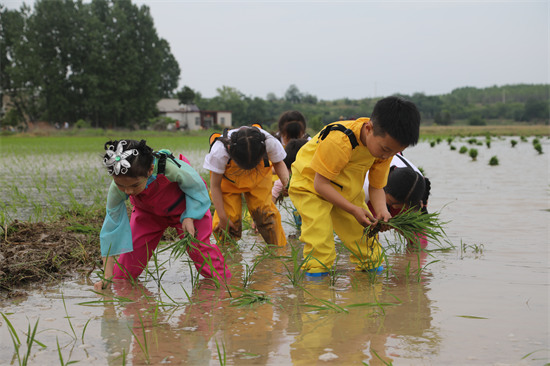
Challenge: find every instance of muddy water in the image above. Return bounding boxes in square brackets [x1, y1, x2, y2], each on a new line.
[0, 137, 548, 365]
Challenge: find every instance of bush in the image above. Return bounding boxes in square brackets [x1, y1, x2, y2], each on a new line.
[149, 116, 176, 131]
[469, 148, 478, 161]
[74, 119, 91, 129]
[469, 116, 486, 126]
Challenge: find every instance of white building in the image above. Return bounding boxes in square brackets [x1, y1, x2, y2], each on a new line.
[156, 99, 232, 131]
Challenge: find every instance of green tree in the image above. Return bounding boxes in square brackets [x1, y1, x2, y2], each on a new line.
[285, 84, 302, 104]
[177, 86, 196, 105]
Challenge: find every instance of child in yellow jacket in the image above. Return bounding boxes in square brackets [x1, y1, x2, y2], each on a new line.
[204, 125, 289, 247]
[288, 96, 421, 276]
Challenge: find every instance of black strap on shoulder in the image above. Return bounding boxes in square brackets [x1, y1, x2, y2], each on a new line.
[394, 153, 412, 169]
[318, 123, 359, 149]
[156, 152, 181, 175]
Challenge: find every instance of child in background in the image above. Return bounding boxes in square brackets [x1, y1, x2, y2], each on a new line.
[274, 110, 310, 147]
[272, 139, 308, 203]
[204, 125, 289, 247]
[272, 139, 308, 229]
[289, 96, 421, 276]
[95, 139, 230, 290]
[363, 153, 432, 249]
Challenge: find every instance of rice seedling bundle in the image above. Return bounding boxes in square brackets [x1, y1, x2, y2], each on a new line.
[364, 208, 450, 248]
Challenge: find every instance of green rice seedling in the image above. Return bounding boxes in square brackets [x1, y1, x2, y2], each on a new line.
[347, 294, 401, 317]
[532, 137, 540, 145]
[459, 146, 468, 154]
[1, 312, 45, 366]
[414, 259, 440, 283]
[429, 141, 435, 148]
[81, 319, 91, 344]
[510, 139, 518, 147]
[279, 241, 311, 287]
[369, 349, 394, 365]
[229, 286, 272, 307]
[485, 140, 491, 148]
[301, 287, 348, 313]
[61, 293, 77, 340]
[446, 137, 454, 145]
[241, 254, 268, 288]
[143, 249, 169, 288]
[56, 336, 78, 366]
[450, 145, 456, 151]
[520, 135, 528, 142]
[215, 338, 227, 366]
[461, 242, 484, 255]
[127, 314, 151, 364]
[521, 349, 550, 362]
[468, 148, 478, 161]
[534, 143, 543, 154]
[489, 156, 499, 166]
[77, 293, 134, 306]
[467, 138, 477, 145]
[364, 207, 451, 251]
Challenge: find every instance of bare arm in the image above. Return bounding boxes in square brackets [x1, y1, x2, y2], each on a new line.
[368, 185, 391, 222]
[210, 172, 236, 231]
[94, 256, 115, 291]
[313, 173, 376, 227]
[272, 161, 289, 188]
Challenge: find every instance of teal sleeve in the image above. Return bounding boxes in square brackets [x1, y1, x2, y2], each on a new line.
[99, 181, 133, 257]
[164, 158, 211, 221]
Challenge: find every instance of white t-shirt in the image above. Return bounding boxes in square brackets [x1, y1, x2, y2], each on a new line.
[203, 127, 286, 174]
[363, 153, 422, 203]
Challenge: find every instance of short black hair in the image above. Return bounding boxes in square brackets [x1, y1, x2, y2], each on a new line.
[371, 96, 420, 147]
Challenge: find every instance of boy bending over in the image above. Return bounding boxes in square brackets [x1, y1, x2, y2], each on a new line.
[288, 96, 420, 276]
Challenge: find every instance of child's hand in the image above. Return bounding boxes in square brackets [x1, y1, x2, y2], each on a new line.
[352, 206, 377, 227]
[216, 216, 237, 232]
[182, 217, 196, 237]
[93, 280, 110, 291]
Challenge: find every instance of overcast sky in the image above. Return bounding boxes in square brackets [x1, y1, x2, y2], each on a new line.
[5, 0, 549, 100]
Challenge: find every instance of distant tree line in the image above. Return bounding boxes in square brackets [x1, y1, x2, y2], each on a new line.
[1, 0, 179, 129]
[1, 1, 547, 132]
[191, 83, 549, 132]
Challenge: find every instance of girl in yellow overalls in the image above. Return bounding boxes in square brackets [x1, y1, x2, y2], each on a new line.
[204, 125, 289, 246]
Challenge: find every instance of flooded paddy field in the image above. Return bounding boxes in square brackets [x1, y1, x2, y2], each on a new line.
[0, 135, 548, 365]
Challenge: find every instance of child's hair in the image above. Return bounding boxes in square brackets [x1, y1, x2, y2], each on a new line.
[219, 126, 267, 170]
[371, 96, 420, 147]
[384, 166, 426, 209]
[283, 138, 308, 169]
[103, 139, 154, 177]
[277, 110, 307, 140]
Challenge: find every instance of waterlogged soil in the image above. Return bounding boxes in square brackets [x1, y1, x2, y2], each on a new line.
[0, 137, 548, 365]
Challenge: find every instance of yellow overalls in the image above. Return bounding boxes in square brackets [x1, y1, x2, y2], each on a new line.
[289, 118, 391, 273]
[210, 128, 287, 247]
